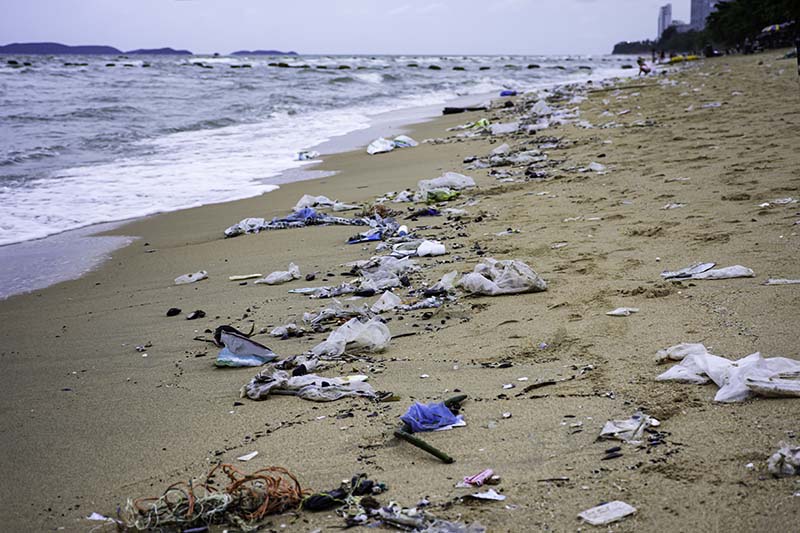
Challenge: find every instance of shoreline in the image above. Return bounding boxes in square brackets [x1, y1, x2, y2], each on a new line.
[1, 52, 798, 531]
[0, 67, 632, 300]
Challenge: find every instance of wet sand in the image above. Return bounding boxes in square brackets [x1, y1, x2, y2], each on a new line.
[1, 53, 799, 531]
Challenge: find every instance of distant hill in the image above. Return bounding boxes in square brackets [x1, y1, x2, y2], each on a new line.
[0, 42, 122, 55]
[231, 50, 298, 56]
[126, 47, 193, 55]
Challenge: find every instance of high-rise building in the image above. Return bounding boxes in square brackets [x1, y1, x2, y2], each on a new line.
[658, 4, 673, 38]
[690, 0, 720, 31]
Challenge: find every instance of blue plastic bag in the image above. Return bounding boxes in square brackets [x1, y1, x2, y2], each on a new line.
[401, 401, 463, 432]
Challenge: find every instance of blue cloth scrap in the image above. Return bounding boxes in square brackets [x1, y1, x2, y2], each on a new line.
[500, 90, 517, 97]
[401, 401, 461, 432]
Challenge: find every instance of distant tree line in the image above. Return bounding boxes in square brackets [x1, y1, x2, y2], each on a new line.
[613, 0, 798, 54]
[707, 0, 798, 46]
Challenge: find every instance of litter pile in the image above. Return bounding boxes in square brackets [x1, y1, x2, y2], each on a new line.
[116, 464, 307, 531]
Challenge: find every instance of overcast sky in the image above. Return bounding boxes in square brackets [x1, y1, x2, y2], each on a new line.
[1, 0, 692, 55]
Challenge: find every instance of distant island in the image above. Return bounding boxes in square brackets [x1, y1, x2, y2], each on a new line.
[0, 42, 124, 55]
[0, 42, 300, 56]
[127, 47, 192, 55]
[231, 50, 298, 56]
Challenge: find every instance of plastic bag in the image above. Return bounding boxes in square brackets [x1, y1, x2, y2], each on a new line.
[254, 263, 301, 285]
[417, 172, 476, 194]
[393, 135, 418, 148]
[691, 265, 754, 280]
[401, 401, 464, 432]
[457, 258, 547, 296]
[656, 343, 709, 363]
[417, 240, 446, 257]
[371, 291, 403, 313]
[367, 137, 396, 155]
[294, 194, 333, 211]
[531, 99, 552, 116]
[490, 122, 519, 135]
[214, 329, 278, 367]
[175, 270, 208, 285]
[311, 317, 391, 358]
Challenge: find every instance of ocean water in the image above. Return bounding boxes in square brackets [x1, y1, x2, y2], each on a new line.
[0, 53, 635, 247]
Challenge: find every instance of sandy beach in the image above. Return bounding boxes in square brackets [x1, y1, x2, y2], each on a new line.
[1, 53, 799, 531]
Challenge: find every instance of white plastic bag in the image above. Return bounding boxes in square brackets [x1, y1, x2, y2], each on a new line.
[255, 263, 301, 285]
[656, 343, 709, 363]
[691, 265, 754, 280]
[532, 99, 552, 116]
[393, 134, 418, 148]
[457, 258, 547, 296]
[175, 270, 208, 285]
[417, 172, 476, 194]
[371, 291, 403, 313]
[367, 137, 396, 155]
[311, 317, 391, 358]
[417, 240, 446, 257]
[294, 194, 333, 211]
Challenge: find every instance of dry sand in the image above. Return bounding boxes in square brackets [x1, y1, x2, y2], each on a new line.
[1, 54, 799, 531]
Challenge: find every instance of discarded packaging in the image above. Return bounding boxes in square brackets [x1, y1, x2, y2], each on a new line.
[763, 278, 800, 285]
[467, 489, 506, 501]
[579, 501, 636, 526]
[656, 343, 710, 363]
[311, 317, 391, 358]
[295, 150, 320, 161]
[660, 262, 716, 280]
[241, 367, 376, 401]
[457, 258, 547, 296]
[214, 326, 278, 367]
[401, 401, 465, 432]
[372, 291, 403, 313]
[657, 350, 800, 402]
[600, 412, 656, 443]
[768, 442, 800, 477]
[367, 137, 396, 155]
[255, 263, 301, 285]
[175, 270, 207, 285]
[606, 307, 639, 316]
[237, 451, 258, 461]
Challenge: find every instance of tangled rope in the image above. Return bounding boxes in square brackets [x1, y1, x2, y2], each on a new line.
[120, 463, 307, 531]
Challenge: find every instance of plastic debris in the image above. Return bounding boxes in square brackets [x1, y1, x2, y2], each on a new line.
[237, 451, 258, 461]
[372, 291, 403, 313]
[241, 368, 376, 401]
[367, 137, 396, 155]
[600, 412, 657, 443]
[466, 489, 505, 501]
[294, 194, 334, 211]
[532, 99, 552, 116]
[490, 122, 519, 135]
[579, 501, 637, 526]
[656, 343, 710, 363]
[118, 463, 306, 530]
[417, 240, 447, 257]
[657, 351, 800, 402]
[457, 258, 547, 296]
[692, 265, 755, 280]
[223, 207, 366, 238]
[401, 401, 465, 432]
[417, 172, 476, 197]
[295, 150, 320, 161]
[490, 143, 510, 155]
[661, 262, 715, 280]
[269, 323, 304, 339]
[763, 278, 800, 285]
[393, 134, 419, 148]
[768, 442, 800, 477]
[214, 325, 278, 368]
[588, 162, 606, 173]
[457, 469, 495, 488]
[254, 263, 301, 285]
[228, 274, 262, 281]
[606, 307, 639, 316]
[175, 270, 208, 285]
[311, 317, 391, 358]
